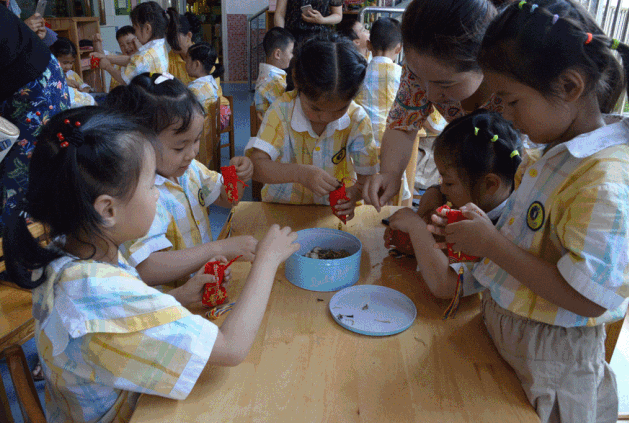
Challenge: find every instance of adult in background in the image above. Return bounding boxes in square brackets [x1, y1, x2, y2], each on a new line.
[168, 11, 203, 85]
[274, 0, 343, 44]
[0, 3, 70, 229]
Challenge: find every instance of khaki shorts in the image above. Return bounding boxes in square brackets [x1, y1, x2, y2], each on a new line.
[481, 292, 618, 423]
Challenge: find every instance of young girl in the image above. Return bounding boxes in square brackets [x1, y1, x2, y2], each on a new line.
[3, 107, 299, 423]
[49, 37, 96, 108]
[386, 110, 522, 298]
[186, 42, 232, 130]
[168, 12, 203, 85]
[96, 1, 179, 87]
[431, 1, 629, 421]
[106, 73, 256, 288]
[362, 0, 627, 211]
[246, 34, 379, 221]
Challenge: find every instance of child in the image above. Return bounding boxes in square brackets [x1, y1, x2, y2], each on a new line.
[386, 110, 522, 298]
[246, 34, 379, 221]
[92, 27, 140, 92]
[185, 42, 231, 130]
[106, 73, 256, 288]
[336, 16, 371, 61]
[97, 2, 179, 87]
[3, 107, 299, 423]
[430, 1, 629, 421]
[255, 27, 295, 119]
[50, 37, 96, 107]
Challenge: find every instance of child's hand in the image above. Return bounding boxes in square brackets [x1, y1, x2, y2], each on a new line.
[169, 266, 217, 307]
[98, 57, 112, 71]
[334, 183, 362, 222]
[80, 86, 91, 93]
[256, 224, 299, 264]
[299, 165, 340, 197]
[388, 207, 423, 233]
[416, 185, 445, 224]
[218, 235, 258, 262]
[443, 203, 497, 258]
[230, 156, 254, 182]
[90, 52, 105, 59]
[66, 79, 81, 89]
[207, 255, 233, 286]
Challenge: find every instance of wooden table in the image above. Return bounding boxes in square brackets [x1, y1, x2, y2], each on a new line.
[131, 202, 539, 423]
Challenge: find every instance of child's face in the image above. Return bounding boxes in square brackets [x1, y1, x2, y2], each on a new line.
[352, 21, 370, 52]
[184, 55, 200, 77]
[175, 31, 194, 54]
[57, 54, 75, 73]
[156, 114, 204, 179]
[117, 33, 139, 56]
[117, 145, 159, 242]
[277, 42, 294, 70]
[435, 158, 473, 209]
[405, 49, 483, 104]
[132, 23, 152, 45]
[484, 71, 571, 145]
[299, 93, 352, 126]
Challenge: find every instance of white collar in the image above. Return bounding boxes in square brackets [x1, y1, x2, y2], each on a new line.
[291, 96, 351, 138]
[546, 118, 629, 159]
[155, 173, 170, 187]
[258, 63, 286, 77]
[486, 198, 508, 222]
[196, 74, 218, 87]
[139, 38, 166, 52]
[369, 56, 394, 65]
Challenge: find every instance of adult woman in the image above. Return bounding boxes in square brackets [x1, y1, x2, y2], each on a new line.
[0, 4, 69, 229]
[274, 0, 343, 44]
[168, 11, 202, 85]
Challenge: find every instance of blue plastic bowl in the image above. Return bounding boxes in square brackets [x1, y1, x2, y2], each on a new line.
[284, 228, 362, 292]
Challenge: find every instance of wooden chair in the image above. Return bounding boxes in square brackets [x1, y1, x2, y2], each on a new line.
[197, 106, 218, 170]
[249, 103, 264, 201]
[212, 96, 236, 172]
[1, 344, 46, 423]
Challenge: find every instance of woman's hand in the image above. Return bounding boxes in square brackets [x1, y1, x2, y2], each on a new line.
[24, 13, 44, 34]
[298, 165, 340, 197]
[230, 156, 254, 182]
[301, 8, 325, 24]
[256, 224, 299, 264]
[362, 172, 402, 213]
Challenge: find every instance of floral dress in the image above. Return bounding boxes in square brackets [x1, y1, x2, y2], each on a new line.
[0, 54, 70, 229]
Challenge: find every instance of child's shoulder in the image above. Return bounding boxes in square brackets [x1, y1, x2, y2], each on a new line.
[347, 100, 369, 121]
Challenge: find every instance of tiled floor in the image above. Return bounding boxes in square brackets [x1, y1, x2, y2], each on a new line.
[4, 83, 629, 422]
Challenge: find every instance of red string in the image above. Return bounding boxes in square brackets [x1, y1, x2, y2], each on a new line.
[201, 255, 242, 308]
[221, 166, 249, 204]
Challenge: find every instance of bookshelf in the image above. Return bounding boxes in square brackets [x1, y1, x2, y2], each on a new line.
[46, 17, 105, 92]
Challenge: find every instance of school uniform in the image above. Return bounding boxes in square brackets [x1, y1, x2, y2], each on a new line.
[245, 90, 379, 205]
[66, 70, 95, 107]
[473, 119, 629, 422]
[122, 38, 169, 84]
[33, 254, 216, 423]
[188, 75, 219, 113]
[168, 50, 193, 85]
[254, 63, 287, 116]
[120, 160, 223, 286]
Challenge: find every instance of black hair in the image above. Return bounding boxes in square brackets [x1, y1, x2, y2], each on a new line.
[178, 12, 202, 41]
[3, 107, 156, 289]
[292, 33, 367, 102]
[263, 27, 295, 58]
[116, 25, 135, 40]
[336, 16, 360, 41]
[369, 17, 401, 52]
[187, 42, 224, 78]
[434, 109, 523, 197]
[401, 0, 497, 72]
[478, 0, 629, 113]
[50, 36, 77, 58]
[105, 72, 204, 135]
[130, 1, 180, 51]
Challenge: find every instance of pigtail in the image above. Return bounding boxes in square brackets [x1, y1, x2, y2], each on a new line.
[211, 62, 225, 79]
[188, 42, 224, 78]
[3, 203, 59, 289]
[165, 7, 181, 51]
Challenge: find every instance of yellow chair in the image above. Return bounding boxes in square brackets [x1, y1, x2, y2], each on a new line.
[197, 105, 218, 170]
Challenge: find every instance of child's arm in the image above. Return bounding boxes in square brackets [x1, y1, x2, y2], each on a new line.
[388, 208, 459, 298]
[91, 52, 131, 67]
[207, 225, 300, 366]
[250, 148, 340, 197]
[430, 203, 606, 317]
[92, 33, 104, 54]
[135, 236, 258, 286]
[99, 58, 126, 86]
[333, 174, 368, 222]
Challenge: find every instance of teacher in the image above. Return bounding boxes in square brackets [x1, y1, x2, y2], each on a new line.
[274, 0, 343, 44]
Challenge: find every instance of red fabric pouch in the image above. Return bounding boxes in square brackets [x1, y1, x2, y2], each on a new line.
[201, 255, 242, 308]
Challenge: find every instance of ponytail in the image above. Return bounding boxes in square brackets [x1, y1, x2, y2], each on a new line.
[188, 42, 224, 79]
[165, 7, 181, 51]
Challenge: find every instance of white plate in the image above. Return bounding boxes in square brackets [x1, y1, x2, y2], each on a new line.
[329, 285, 417, 336]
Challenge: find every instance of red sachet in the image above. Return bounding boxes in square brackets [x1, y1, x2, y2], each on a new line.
[329, 182, 349, 224]
[201, 255, 242, 308]
[221, 165, 248, 204]
[388, 229, 414, 256]
[436, 205, 480, 263]
[90, 56, 100, 69]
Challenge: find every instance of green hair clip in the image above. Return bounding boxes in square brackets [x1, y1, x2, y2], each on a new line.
[474, 127, 479, 136]
[491, 135, 499, 142]
[510, 150, 520, 159]
[518, 0, 527, 8]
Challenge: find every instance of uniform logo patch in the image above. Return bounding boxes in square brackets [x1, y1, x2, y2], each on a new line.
[332, 147, 346, 164]
[198, 189, 205, 206]
[526, 201, 544, 231]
